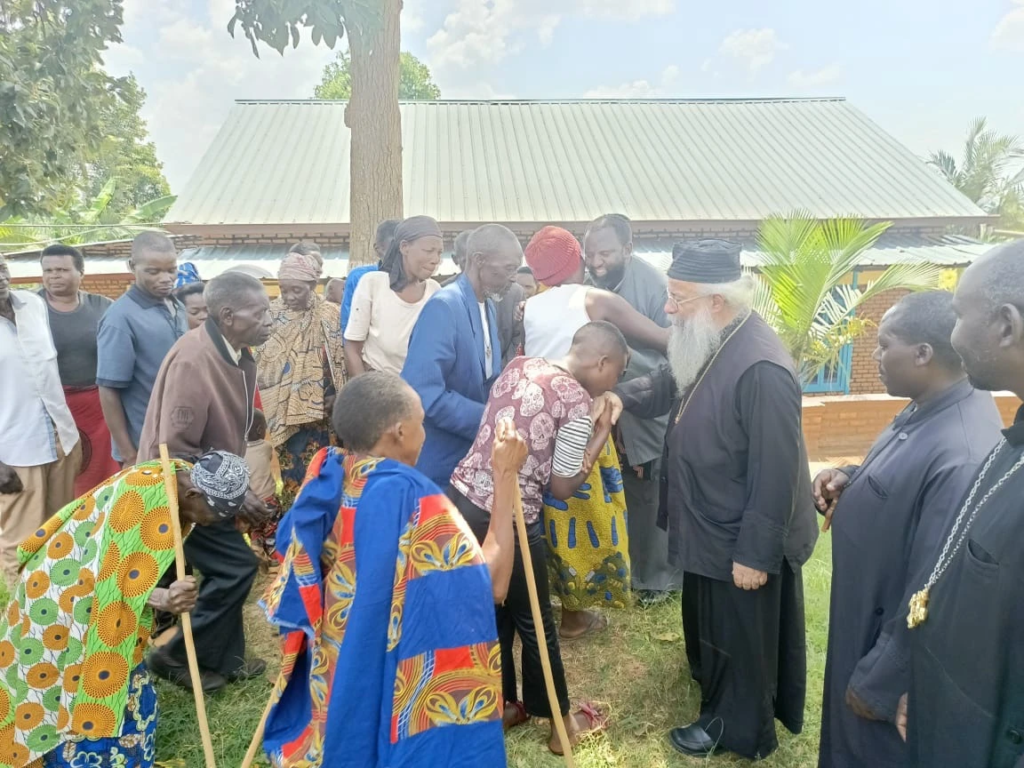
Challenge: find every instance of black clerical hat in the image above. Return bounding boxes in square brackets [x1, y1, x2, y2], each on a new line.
[668, 239, 743, 283]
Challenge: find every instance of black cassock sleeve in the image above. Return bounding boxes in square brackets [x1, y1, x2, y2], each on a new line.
[732, 362, 803, 575]
[613, 362, 678, 421]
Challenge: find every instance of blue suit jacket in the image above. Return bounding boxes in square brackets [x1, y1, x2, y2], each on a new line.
[402, 274, 500, 488]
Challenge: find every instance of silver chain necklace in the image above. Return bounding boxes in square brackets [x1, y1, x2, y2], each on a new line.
[908, 440, 1024, 628]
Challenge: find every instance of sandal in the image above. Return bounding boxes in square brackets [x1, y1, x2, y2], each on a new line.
[549, 701, 609, 755]
[503, 700, 530, 732]
[559, 610, 609, 641]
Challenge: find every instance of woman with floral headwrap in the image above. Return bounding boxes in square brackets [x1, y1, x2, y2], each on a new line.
[0, 450, 251, 768]
[343, 216, 443, 377]
[254, 245, 345, 514]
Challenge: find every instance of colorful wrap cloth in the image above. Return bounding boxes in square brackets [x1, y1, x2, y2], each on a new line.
[0, 462, 188, 768]
[543, 438, 631, 610]
[261, 448, 506, 768]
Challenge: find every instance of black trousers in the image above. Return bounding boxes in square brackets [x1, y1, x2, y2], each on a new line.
[160, 519, 259, 677]
[682, 563, 807, 760]
[448, 487, 571, 719]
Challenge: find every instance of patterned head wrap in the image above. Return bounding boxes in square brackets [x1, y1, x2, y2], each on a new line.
[190, 450, 250, 518]
[176, 262, 202, 288]
[278, 252, 323, 282]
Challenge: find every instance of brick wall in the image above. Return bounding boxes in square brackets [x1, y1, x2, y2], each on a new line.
[803, 392, 1020, 461]
[848, 287, 910, 395]
[81, 274, 134, 299]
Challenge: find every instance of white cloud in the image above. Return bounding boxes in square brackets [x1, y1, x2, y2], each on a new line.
[402, 0, 426, 33]
[583, 65, 681, 98]
[719, 28, 787, 72]
[427, 0, 673, 73]
[576, 0, 675, 19]
[110, 0, 333, 190]
[787, 63, 843, 89]
[992, 0, 1024, 51]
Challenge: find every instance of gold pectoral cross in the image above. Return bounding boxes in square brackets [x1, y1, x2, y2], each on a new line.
[907, 588, 930, 629]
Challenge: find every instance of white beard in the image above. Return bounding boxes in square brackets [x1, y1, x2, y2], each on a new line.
[667, 304, 722, 390]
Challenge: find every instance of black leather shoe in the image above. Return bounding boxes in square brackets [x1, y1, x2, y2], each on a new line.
[668, 723, 719, 757]
[147, 649, 227, 694]
[227, 657, 268, 682]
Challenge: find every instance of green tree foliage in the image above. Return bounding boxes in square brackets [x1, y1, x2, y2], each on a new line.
[0, 179, 176, 251]
[83, 75, 171, 221]
[753, 214, 942, 382]
[929, 118, 1024, 233]
[229, 1, 404, 266]
[0, 0, 125, 220]
[315, 50, 440, 99]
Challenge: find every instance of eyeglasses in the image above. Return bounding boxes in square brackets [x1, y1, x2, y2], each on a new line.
[666, 293, 708, 311]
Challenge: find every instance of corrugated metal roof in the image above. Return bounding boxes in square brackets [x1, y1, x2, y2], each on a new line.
[5, 233, 990, 280]
[635, 232, 993, 273]
[167, 99, 987, 228]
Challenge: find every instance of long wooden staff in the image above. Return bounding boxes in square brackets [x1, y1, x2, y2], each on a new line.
[512, 485, 575, 767]
[240, 694, 273, 768]
[159, 444, 218, 768]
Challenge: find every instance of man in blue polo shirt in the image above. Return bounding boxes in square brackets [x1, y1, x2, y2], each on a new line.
[97, 232, 187, 466]
[340, 218, 398, 336]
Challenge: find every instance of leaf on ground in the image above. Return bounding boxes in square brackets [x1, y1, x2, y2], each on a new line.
[652, 631, 681, 642]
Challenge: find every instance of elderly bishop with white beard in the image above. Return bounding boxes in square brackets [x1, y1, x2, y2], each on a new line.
[608, 240, 818, 760]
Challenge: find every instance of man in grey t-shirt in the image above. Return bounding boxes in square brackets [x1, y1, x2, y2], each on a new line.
[38, 244, 118, 493]
[97, 233, 187, 466]
[584, 214, 682, 601]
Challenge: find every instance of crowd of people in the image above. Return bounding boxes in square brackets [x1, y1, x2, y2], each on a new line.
[0, 219, 1022, 768]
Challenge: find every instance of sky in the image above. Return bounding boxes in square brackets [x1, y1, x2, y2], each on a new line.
[103, 0, 1024, 193]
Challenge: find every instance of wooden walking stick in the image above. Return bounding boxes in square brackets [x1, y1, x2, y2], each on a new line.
[160, 444, 218, 768]
[240, 692, 274, 768]
[511, 485, 576, 767]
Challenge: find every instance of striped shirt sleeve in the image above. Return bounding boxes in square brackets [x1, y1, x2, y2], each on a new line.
[551, 416, 594, 478]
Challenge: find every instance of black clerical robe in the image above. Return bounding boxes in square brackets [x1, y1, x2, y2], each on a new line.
[819, 380, 1003, 768]
[616, 312, 817, 759]
[908, 404, 1024, 768]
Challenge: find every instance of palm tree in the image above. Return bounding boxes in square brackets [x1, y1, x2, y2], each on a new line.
[929, 118, 1024, 232]
[753, 214, 942, 382]
[0, 179, 176, 251]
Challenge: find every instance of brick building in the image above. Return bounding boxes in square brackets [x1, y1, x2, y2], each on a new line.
[5, 97, 995, 395]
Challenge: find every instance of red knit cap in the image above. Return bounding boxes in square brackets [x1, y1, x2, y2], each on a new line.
[524, 226, 582, 287]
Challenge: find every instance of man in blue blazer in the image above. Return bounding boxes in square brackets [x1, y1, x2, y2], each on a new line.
[402, 224, 524, 488]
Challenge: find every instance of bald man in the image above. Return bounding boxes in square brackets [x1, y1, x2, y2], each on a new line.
[903, 241, 1024, 768]
[402, 224, 524, 487]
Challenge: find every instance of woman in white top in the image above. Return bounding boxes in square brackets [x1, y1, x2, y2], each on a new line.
[344, 216, 443, 376]
[523, 225, 670, 641]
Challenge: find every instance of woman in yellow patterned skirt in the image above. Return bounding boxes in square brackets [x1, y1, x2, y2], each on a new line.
[543, 439, 630, 639]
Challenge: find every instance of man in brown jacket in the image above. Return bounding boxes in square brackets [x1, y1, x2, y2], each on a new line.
[140, 272, 274, 692]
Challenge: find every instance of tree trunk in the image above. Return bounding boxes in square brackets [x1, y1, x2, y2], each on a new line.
[345, 0, 403, 267]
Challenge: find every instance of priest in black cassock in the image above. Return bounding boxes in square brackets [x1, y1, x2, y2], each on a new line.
[610, 240, 818, 759]
[903, 240, 1024, 768]
[815, 291, 1003, 768]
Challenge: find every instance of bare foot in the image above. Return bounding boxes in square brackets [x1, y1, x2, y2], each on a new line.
[559, 609, 608, 641]
[503, 700, 530, 732]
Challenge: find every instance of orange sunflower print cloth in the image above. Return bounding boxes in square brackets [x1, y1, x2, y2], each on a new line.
[0, 462, 185, 768]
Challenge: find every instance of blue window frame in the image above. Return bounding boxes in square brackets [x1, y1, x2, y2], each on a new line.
[801, 270, 858, 395]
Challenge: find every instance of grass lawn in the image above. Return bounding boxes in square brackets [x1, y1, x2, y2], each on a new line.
[154, 534, 834, 767]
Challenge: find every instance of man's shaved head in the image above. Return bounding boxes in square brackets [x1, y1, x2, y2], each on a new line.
[571, 320, 629, 361]
[466, 224, 523, 299]
[467, 224, 521, 259]
[951, 240, 1024, 394]
[453, 230, 473, 271]
[566, 321, 629, 397]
